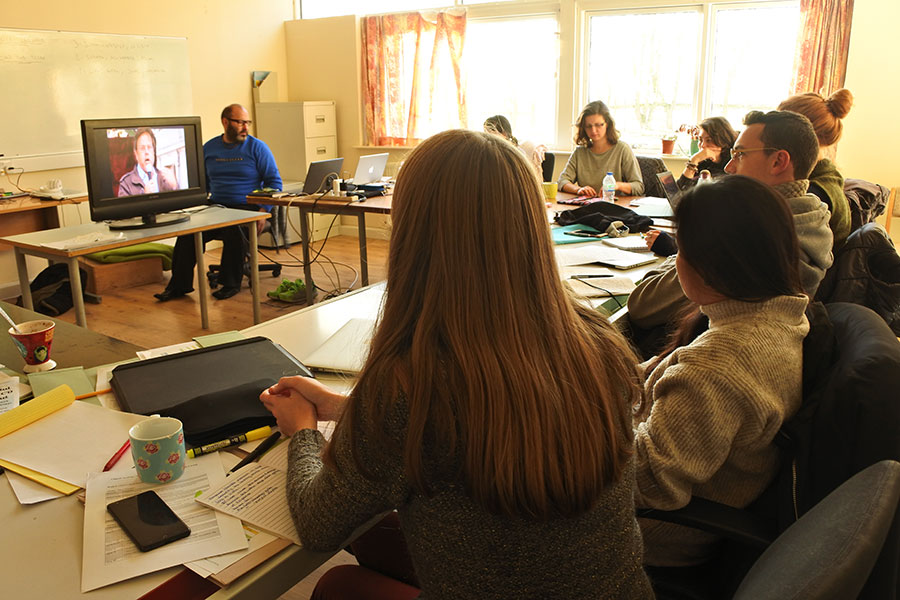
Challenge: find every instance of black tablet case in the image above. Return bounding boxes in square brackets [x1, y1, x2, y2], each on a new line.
[110, 337, 313, 446]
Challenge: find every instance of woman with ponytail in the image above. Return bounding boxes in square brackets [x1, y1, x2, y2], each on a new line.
[779, 88, 854, 246]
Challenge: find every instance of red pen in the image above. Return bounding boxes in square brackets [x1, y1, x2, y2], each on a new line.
[103, 440, 131, 472]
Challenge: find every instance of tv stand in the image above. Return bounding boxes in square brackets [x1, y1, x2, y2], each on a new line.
[107, 212, 190, 231]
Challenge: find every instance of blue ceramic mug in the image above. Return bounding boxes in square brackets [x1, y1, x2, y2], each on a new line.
[129, 417, 185, 484]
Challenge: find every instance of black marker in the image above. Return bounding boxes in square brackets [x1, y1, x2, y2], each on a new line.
[228, 431, 282, 474]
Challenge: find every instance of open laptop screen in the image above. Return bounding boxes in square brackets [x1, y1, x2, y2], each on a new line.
[655, 171, 682, 208]
[302, 158, 344, 195]
[352, 153, 389, 186]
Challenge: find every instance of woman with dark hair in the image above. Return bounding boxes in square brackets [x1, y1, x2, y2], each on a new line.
[779, 88, 854, 246]
[677, 116, 737, 190]
[558, 100, 644, 197]
[484, 114, 551, 180]
[633, 175, 809, 568]
[261, 129, 653, 599]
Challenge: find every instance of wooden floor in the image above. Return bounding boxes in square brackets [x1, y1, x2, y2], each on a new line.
[18, 235, 389, 349]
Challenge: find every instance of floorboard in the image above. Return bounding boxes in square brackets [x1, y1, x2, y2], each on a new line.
[3, 235, 388, 349]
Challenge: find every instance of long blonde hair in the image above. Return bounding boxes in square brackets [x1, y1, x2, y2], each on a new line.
[326, 129, 641, 519]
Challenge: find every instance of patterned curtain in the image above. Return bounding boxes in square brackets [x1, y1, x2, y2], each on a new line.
[791, 0, 855, 94]
[362, 10, 467, 146]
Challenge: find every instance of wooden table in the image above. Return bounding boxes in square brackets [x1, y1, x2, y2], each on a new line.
[0, 194, 87, 243]
[0, 206, 269, 329]
[247, 193, 391, 305]
[0, 300, 141, 372]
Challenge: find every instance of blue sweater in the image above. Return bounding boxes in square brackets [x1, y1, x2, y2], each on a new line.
[203, 135, 282, 208]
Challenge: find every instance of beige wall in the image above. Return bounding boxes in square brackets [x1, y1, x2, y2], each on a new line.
[838, 0, 899, 191]
[0, 0, 295, 288]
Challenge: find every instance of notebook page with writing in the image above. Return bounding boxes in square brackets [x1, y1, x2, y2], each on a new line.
[195, 462, 301, 545]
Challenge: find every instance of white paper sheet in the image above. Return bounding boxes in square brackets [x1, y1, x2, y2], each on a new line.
[0, 374, 19, 414]
[0, 401, 146, 487]
[81, 453, 247, 592]
[195, 462, 300, 545]
[555, 244, 657, 270]
[93, 366, 120, 410]
[136, 341, 201, 360]
[184, 525, 278, 578]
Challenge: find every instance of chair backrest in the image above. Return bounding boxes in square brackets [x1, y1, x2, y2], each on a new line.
[540, 152, 555, 184]
[774, 302, 900, 598]
[734, 460, 900, 600]
[636, 155, 666, 197]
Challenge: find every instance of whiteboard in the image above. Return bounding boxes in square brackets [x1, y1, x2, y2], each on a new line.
[0, 28, 192, 171]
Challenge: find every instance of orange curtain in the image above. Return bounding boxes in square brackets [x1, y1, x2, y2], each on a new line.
[791, 0, 854, 95]
[362, 10, 467, 147]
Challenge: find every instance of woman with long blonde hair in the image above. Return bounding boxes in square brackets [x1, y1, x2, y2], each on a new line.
[261, 129, 652, 599]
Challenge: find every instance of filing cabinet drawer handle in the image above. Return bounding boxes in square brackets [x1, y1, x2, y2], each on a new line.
[316, 147, 327, 154]
[315, 115, 326, 123]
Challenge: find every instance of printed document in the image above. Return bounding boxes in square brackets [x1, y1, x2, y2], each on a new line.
[82, 453, 247, 592]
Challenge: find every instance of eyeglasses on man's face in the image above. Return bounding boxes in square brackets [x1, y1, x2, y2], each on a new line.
[226, 118, 252, 127]
[729, 147, 780, 161]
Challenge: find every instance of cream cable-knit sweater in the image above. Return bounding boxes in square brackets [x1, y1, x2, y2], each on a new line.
[634, 295, 809, 566]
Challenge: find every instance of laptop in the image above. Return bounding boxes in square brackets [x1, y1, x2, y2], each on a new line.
[301, 158, 344, 195]
[655, 170, 683, 209]
[351, 153, 389, 186]
[302, 318, 375, 374]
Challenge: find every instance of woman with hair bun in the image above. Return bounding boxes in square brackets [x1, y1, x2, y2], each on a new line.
[779, 88, 854, 245]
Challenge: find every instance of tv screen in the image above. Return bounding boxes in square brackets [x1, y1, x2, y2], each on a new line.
[81, 116, 208, 229]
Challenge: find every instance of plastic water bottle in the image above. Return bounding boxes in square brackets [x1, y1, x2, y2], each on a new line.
[602, 172, 616, 202]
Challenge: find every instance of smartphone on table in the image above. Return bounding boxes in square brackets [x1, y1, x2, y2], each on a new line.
[107, 490, 191, 552]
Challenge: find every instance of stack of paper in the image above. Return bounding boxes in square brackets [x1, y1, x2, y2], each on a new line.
[0, 385, 145, 494]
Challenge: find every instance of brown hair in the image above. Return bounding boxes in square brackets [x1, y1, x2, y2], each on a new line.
[574, 100, 620, 147]
[699, 117, 737, 151]
[778, 89, 853, 147]
[326, 129, 641, 519]
[484, 115, 518, 146]
[743, 110, 819, 179]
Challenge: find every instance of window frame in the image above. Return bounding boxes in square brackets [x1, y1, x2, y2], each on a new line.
[578, 0, 799, 152]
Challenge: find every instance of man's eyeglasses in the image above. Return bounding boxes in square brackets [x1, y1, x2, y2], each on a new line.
[226, 118, 252, 127]
[730, 147, 780, 161]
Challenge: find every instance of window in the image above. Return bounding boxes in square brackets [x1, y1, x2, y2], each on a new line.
[584, 1, 800, 152]
[301, 0, 447, 19]
[464, 15, 559, 145]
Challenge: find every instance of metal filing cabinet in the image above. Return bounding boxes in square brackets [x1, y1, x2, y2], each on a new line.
[254, 101, 337, 246]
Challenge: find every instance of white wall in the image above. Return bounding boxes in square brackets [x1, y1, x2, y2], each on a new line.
[0, 0, 295, 290]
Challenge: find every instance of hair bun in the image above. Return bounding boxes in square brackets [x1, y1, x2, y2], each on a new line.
[826, 88, 853, 119]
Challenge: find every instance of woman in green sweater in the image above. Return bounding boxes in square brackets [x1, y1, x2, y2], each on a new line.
[779, 88, 854, 246]
[558, 100, 644, 197]
[634, 176, 809, 568]
[261, 129, 652, 599]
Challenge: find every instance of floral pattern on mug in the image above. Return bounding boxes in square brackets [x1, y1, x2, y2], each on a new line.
[136, 457, 150, 470]
[167, 452, 181, 465]
[177, 432, 184, 445]
[156, 471, 173, 483]
[144, 442, 160, 454]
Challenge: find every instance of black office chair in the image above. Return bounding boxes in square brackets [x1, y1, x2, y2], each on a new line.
[640, 302, 900, 599]
[207, 206, 284, 289]
[540, 152, 555, 183]
[636, 155, 667, 197]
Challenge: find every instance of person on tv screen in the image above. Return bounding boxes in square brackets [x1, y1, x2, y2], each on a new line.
[117, 128, 179, 196]
[154, 104, 282, 302]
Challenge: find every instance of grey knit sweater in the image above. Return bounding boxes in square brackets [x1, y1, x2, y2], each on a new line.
[634, 295, 809, 566]
[558, 144, 645, 196]
[285, 398, 653, 598]
[627, 179, 833, 328]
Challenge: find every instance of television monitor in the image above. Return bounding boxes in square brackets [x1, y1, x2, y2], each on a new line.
[81, 116, 208, 230]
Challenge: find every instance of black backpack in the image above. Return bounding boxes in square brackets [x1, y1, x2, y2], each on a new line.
[16, 263, 87, 317]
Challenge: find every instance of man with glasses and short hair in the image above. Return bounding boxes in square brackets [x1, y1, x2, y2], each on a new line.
[626, 109, 833, 341]
[155, 104, 282, 302]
